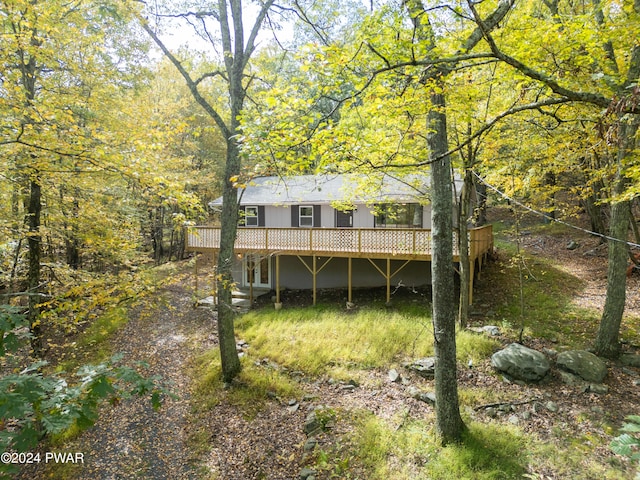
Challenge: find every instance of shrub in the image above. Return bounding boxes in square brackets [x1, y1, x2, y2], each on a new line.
[0, 305, 173, 478]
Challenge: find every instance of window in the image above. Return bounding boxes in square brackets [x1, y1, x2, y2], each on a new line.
[374, 204, 423, 228]
[244, 206, 259, 227]
[299, 206, 314, 227]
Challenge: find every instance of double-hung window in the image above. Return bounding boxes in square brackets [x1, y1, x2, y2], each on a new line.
[244, 206, 259, 227]
[299, 206, 314, 227]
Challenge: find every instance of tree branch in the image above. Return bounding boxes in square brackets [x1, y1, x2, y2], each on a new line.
[244, 0, 276, 70]
[139, 19, 231, 138]
[466, 0, 614, 110]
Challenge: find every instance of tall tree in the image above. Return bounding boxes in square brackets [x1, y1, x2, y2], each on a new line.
[397, 0, 515, 444]
[138, 0, 276, 382]
[0, 0, 145, 354]
[467, 0, 640, 358]
[242, 0, 514, 444]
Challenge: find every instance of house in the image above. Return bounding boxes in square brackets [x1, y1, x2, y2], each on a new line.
[186, 173, 493, 305]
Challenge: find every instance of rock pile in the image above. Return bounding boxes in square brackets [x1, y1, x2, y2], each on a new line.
[491, 343, 611, 390]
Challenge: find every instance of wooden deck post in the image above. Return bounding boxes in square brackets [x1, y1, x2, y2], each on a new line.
[296, 255, 334, 306]
[386, 258, 391, 305]
[469, 258, 475, 305]
[194, 253, 199, 298]
[275, 255, 281, 305]
[348, 257, 353, 304]
[312, 255, 317, 305]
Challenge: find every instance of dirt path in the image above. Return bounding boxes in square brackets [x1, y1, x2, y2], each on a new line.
[19, 272, 216, 479]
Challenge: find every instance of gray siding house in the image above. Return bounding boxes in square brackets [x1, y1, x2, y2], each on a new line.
[187, 174, 493, 305]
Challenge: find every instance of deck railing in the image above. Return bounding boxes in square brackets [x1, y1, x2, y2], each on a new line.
[186, 225, 493, 261]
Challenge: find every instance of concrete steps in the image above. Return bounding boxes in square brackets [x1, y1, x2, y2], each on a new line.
[196, 288, 270, 312]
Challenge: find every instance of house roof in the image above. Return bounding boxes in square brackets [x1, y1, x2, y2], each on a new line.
[210, 173, 463, 207]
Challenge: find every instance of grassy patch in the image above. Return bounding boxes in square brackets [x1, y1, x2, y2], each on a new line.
[343, 413, 529, 480]
[456, 330, 501, 364]
[337, 412, 629, 480]
[426, 424, 529, 479]
[192, 348, 301, 419]
[474, 241, 599, 347]
[189, 273, 635, 479]
[236, 306, 433, 376]
[235, 306, 499, 378]
[54, 304, 130, 374]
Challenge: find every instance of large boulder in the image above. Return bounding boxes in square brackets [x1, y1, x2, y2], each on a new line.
[620, 353, 640, 368]
[491, 343, 550, 382]
[556, 350, 607, 383]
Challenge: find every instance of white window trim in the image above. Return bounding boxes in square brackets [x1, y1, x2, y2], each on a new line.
[245, 206, 259, 227]
[299, 205, 314, 227]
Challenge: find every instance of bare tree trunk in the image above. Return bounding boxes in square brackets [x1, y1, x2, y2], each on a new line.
[595, 117, 638, 358]
[429, 91, 465, 445]
[216, 139, 241, 383]
[458, 168, 473, 327]
[26, 177, 43, 356]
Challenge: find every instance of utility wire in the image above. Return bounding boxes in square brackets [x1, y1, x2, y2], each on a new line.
[472, 170, 640, 249]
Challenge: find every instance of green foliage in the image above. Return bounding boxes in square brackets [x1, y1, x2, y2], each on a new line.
[0, 305, 29, 357]
[611, 415, 640, 476]
[0, 0, 211, 288]
[0, 305, 172, 478]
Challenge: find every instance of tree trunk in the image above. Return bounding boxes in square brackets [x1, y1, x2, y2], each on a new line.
[61, 188, 80, 269]
[473, 177, 487, 226]
[152, 206, 165, 264]
[595, 117, 638, 358]
[216, 139, 242, 383]
[544, 170, 556, 222]
[583, 176, 607, 238]
[629, 203, 640, 246]
[139, 0, 277, 384]
[428, 90, 465, 444]
[458, 168, 473, 327]
[595, 197, 628, 358]
[403, 0, 513, 446]
[26, 177, 43, 356]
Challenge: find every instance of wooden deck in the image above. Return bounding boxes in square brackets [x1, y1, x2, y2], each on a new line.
[187, 225, 493, 305]
[186, 225, 493, 263]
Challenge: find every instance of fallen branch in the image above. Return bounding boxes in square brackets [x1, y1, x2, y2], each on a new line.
[474, 397, 542, 411]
